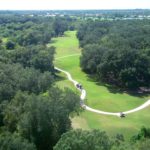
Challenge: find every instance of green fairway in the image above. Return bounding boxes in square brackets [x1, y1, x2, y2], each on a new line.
[49, 31, 150, 138]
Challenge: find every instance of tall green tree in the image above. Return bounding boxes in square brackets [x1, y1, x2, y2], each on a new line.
[3, 88, 81, 150]
[0, 132, 36, 150]
[54, 129, 112, 150]
[53, 17, 68, 36]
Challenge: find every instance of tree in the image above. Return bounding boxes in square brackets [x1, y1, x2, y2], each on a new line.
[12, 45, 55, 72]
[132, 127, 150, 141]
[0, 38, 2, 44]
[3, 88, 81, 150]
[31, 46, 55, 72]
[78, 20, 150, 89]
[0, 62, 53, 101]
[53, 17, 68, 36]
[0, 132, 36, 150]
[80, 44, 106, 74]
[54, 129, 140, 150]
[54, 130, 113, 150]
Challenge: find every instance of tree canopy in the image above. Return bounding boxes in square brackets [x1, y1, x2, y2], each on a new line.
[0, 12, 81, 150]
[0, 132, 36, 150]
[78, 20, 150, 90]
[54, 130, 113, 150]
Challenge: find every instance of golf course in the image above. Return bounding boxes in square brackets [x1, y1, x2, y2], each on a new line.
[48, 31, 150, 138]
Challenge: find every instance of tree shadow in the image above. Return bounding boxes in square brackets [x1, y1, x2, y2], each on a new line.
[49, 39, 56, 44]
[86, 74, 150, 98]
[54, 70, 66, 82]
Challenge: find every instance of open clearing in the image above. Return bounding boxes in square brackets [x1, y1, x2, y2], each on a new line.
[49, 31, 150, 138]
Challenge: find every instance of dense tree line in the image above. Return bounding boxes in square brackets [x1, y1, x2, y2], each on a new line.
[54, 128, 150, 150]
[0, 15, 79, 46]
[1, 88, 81, 150]
[78, 20, 150, 90]
[11, 45, 55, 72]
[0, 132, 36, 150]
[0, 62, 54, 101]
[0, 13, 82, 150]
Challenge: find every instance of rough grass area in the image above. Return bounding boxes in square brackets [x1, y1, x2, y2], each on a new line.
[49, 31, 150, 139]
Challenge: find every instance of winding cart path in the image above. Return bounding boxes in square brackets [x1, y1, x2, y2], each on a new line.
[55, 54, 150, 117]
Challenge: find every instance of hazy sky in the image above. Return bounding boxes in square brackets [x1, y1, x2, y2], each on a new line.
[0, 0, 150, 10]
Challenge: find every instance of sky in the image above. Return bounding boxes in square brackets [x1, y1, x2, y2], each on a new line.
[0, 0, 150, 10]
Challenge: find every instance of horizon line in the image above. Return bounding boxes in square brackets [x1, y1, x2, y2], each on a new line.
[0, 8, 150, 11]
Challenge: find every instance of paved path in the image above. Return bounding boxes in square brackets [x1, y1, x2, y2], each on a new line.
[55, 55, 150, 117]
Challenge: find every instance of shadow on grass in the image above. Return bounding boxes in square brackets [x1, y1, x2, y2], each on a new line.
[55, 67, 150, 99]
[54, 70, 66, 82]
[49, 39, 56, 44]
[86, 74, 150, 99]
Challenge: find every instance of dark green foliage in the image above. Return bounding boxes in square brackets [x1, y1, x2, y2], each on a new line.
[54, 129, 113, 150]
[17, 29, 52, 46]
[53, 17, 68, 36]
[12, 45, 55, 72]
[0, 38, 2, 43]
[54, 128, 150, 150]
[54, 130, 136, 150]
[132, 127, 150, 141]
[0, 18, 54, 46]
[3, 88, 81, 150]
[0, 14, 70, 47]
[0, 13, 77, 150]
[0, 132, 36, 150]
[78, 20, 150, 89]
[129, 127, 150, 150]
[77, 21, 110, 47]
[80, 44, 107, 74]
[0, 62, 53, 101]
[97, 48, 150, 88]
[31, 46, 55, 72]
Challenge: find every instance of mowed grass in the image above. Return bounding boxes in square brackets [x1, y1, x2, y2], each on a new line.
[47, 31, 81, 57]
[49, 31, 150, 139]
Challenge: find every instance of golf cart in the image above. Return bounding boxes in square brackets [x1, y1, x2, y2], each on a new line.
[120, 112, 126, 118]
